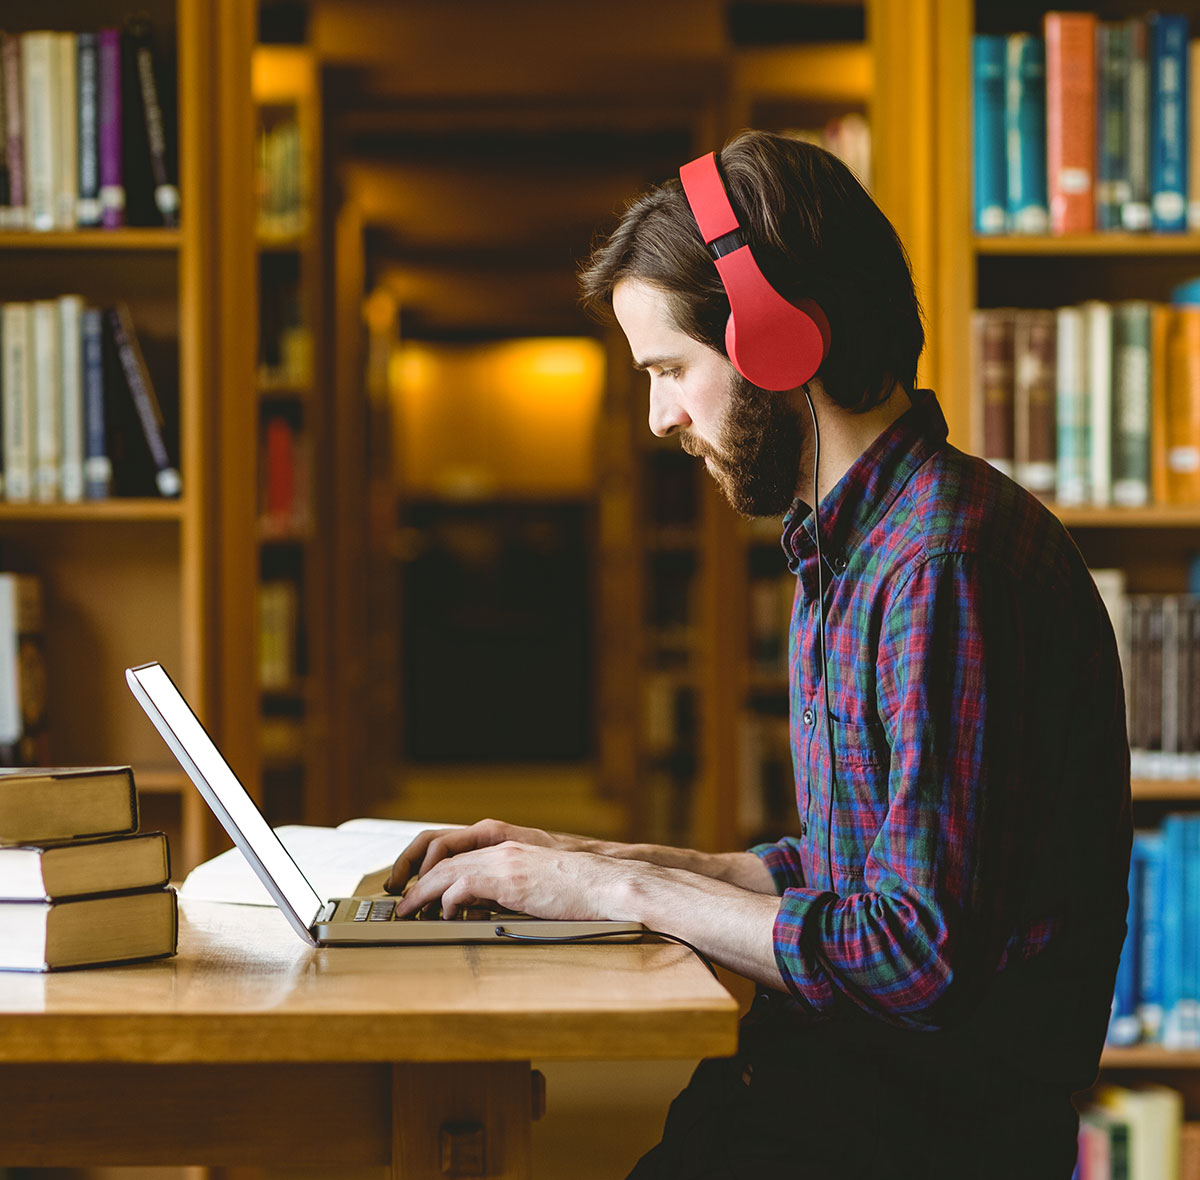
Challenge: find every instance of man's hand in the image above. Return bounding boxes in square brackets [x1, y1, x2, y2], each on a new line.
[391, 840, 638, 921]
[384, 819, 584, 895]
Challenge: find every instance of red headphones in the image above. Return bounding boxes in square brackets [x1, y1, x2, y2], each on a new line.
[679, 151, 830, 392]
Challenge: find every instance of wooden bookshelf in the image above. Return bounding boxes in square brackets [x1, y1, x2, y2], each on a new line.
[0, 0, 260, 877]
[252, 44, 335, 827]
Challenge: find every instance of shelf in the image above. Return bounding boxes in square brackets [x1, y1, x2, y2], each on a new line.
[731, 43, 872, 104]
[1053, 505, 1200, 529]
[134, 768, 190, 796]
[1101, 1045, 1200, 1069]
[0, 228, 181, 251]
[1131, 779, 1200, 802]
[975, 233, 1200, 257]
[0, 499, 185, 522]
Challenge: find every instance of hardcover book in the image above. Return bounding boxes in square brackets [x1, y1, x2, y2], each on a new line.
[0, 884, 177, 971]
[0, 765, 137, 846]
[0, 830, 169, 901]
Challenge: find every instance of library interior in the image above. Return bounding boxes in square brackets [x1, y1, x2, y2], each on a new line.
[4, 0, 1200, 1176]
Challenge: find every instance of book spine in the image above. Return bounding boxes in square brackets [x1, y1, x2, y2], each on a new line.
[1125, 17, 1153, 231]
[1109, 835, 1142, 1045]
[0, 304, 31, 502]
[127, 18, 179, 227]
[76, 33, 101, 227]
[1097, 23, 1132, 232]
[1165, 305, 1200, 503]
[81, 306, 110, 499]
[0, 32, 9, 225]
[1138, 830, 1165, 1041]
[1005, 34, 1049, 234]
[97, 29, 123, 230]
[972, 35, 1008, 234]
[1, 34, 25, 229]
[105, 304, 181, 497]
[57, 295, 84, 503]
[55, 33, 76, 231]
[1013, 309, 1057, 496]
[1056, 304, 1090, 505]
[1163, 595, 1181, 763]
[30, 301, 59, 502]
[0, 573, 47, 766]
[1150, 12, 1190, 233]
[1162, 813, 1186, 1047]
[1111, 301, 1153, 507]
[21, 32, 57, 233]
[971, 308, 1015, 475]
[1085, 301, 1114, 506]
[1045, 11, 1097, 234]
[1191, 40, 1200, 230]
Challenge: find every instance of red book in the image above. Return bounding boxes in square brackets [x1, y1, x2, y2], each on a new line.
[263, 417, 296, 529]
[1045, 11, 1097, 234]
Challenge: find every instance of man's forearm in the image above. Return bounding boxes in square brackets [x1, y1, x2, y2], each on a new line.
[572, 838, 777, 892]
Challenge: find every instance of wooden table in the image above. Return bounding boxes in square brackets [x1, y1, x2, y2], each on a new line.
[0, 899, 738, 1178]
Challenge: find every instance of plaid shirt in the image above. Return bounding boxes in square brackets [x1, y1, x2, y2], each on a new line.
[751, 390, 1131, 1071]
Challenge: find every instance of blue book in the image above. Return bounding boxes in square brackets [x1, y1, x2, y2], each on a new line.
[973, 35, 1008, 234]
[1150, 12, 1189, 232]
[1136, 830, 1165, 1041]
[80, 307, 111, 500]
[1005, 34, 1049, 233]
[1160, 815, 1186, 1045]
[1108, 831, 1142, 1045]
[1097, 24, 1132, 231]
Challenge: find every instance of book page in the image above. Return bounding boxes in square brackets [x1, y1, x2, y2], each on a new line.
[179, 819, 456, 906]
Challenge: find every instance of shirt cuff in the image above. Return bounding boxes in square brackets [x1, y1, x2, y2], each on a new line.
[771, 887, 838, 1017]
[750, 837, 806, 895]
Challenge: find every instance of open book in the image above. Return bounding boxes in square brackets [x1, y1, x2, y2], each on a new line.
[179, 817, 457, 906]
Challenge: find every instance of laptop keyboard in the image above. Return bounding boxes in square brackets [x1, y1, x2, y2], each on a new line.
[350, 898, 494, 922]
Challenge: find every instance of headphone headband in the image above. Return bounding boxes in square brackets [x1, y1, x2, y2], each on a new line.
[679, 151, 830, 391]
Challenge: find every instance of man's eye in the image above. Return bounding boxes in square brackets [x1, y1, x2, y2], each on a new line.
[658, 368, 681, 380]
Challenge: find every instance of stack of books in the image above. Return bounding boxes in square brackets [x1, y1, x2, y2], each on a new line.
[0, 764, 176, 971]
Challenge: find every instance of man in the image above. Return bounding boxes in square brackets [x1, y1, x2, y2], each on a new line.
[388, 131, 1131, 1178]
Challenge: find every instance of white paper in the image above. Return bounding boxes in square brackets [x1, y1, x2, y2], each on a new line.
[179, 817, 458, 906]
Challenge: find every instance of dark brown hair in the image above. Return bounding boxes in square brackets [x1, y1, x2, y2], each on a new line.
[579, 130, 925, 412]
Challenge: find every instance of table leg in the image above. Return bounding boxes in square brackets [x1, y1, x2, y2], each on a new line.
[391, 1061, 533, 1179]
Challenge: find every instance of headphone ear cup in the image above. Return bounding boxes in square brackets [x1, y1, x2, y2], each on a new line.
[717, 247, 830, 391]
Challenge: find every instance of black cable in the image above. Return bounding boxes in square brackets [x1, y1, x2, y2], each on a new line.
[493, 924, 720, 980]
[802, 389, 838, 893]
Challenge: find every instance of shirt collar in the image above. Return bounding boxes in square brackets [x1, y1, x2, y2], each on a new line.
[780, 388, 949, 578]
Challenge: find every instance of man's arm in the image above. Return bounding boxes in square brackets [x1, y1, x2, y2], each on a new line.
[385, 818, 777, 894]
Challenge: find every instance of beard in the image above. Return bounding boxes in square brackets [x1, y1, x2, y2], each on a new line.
[678, 372, 807, 518]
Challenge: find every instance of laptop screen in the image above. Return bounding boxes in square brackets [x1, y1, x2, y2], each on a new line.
[126, 662, 324, 936]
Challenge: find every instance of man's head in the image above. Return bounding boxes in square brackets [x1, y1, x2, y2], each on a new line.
[579, 129, 925, 414]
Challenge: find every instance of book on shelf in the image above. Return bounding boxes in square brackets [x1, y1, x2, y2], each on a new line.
[179, 816, 457, 906]
[971, 12, 1200, 237]
[0, 573, 47, 768]
[1082, 1085, 1183, 1180]
[0, 885, 177, 971]
[1077, 1105, 1130, 1180]
[0, 296, 179, 502]
[0, 765, 137, 845]
[971, 297, 1200, 508]
[0, 829, 169, 901]
[258, 578, 299, 689]
[0, 20, 179, 232]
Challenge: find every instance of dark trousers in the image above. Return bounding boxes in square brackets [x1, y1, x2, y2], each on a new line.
[627, 1000, 1080, 1180]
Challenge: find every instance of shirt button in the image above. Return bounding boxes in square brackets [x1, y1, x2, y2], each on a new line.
[833, 555, 848, 573]
[800, 821, 808, 836]
[802, 707, 815, 725]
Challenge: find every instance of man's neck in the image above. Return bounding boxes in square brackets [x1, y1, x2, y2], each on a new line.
[796, 381, 912, 502]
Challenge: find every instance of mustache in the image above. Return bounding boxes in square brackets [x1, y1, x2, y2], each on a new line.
[678, 431, 713, 460]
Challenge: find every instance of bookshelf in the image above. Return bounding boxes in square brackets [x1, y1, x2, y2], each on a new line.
[938, 0, 1200, 1124]
[0, 0, 260, 875]
[251, 44, 334, 827]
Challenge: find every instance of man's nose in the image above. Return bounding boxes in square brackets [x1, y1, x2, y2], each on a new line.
[648, 383, 689, 438]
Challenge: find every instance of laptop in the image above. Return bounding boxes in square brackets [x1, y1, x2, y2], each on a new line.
[127, 661, 643, 946]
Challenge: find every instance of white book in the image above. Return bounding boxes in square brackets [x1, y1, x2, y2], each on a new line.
[1082, 300, 1113, 507]
[55, 33, 76, 230]
[30, 300, 59, 503]
[57, 295, 84, 502]
[179, 817, 459, 906]
[20, 32, 58, 233]
[1055, 306, 1089, 506]
[1, 304, 33, 502]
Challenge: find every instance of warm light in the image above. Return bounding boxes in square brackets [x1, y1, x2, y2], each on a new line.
[390, 338, 605, 498]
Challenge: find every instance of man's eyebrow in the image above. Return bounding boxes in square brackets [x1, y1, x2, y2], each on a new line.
[632, 356, 683, 372]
